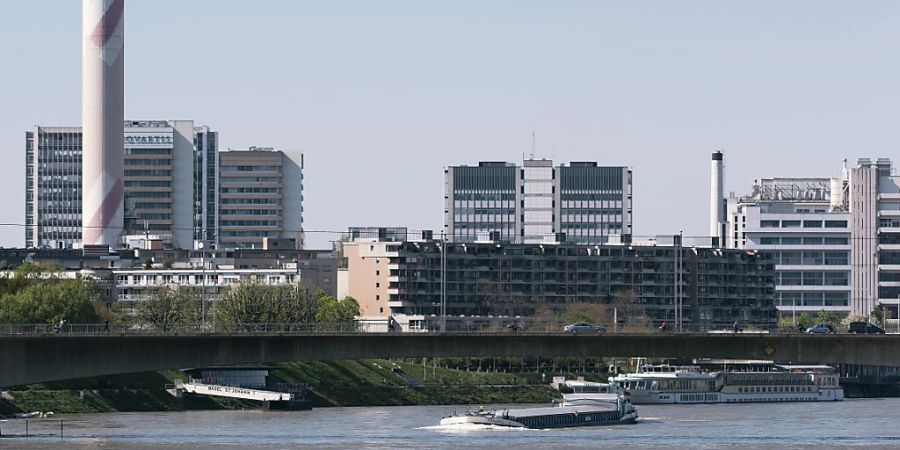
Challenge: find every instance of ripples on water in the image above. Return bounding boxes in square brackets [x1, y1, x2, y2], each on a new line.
[2, 399, 900, 449]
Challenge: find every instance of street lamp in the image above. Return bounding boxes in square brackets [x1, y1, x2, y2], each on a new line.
[440, 232, 447, 333]
[199, 242, 206, 330]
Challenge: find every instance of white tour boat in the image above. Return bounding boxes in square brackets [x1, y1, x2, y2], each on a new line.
[609, 362, 843, 404]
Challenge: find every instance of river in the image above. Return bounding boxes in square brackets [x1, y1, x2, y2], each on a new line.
[2, 399, 899, 449]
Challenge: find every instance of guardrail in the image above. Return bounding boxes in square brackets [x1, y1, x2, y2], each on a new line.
[0, 322, 813, 336]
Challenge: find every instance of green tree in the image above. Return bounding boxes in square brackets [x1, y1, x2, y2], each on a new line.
[215, 282, 316, 328]
[815, 310, 842, 325]
[0, 278, 101, 324]
[133, 286, 200, 331]
[314, 291, 359, 324]
[871, 307, 885, 326]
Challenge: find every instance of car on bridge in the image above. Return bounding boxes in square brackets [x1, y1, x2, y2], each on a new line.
[806, 323, 835, 334]
[847, 322, 885, 335]
[563, 323, 606, 334]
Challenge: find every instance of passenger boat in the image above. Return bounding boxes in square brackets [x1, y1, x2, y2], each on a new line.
[439, 386, 637, 429]
[609, 362, 843, 404]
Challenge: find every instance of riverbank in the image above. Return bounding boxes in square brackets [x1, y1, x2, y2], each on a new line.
[0, 359, 568, 415]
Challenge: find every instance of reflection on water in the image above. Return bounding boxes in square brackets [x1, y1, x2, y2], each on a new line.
[2, 399, 900, 449]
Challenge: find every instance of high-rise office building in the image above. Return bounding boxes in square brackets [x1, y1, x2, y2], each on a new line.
[25, 120, 218, 249]
[217, 147, 304, 250]
[444, 160, 632, 244]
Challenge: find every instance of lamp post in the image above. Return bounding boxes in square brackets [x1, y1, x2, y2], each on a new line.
[199, 243, 206, 330]
[440, 232, 447, 333]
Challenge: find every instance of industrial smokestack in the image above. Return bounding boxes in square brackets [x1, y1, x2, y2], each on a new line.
[82, 0, 125, 247]
[710, 151, 725, 246]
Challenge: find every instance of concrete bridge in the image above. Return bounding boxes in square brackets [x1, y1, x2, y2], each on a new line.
[1, 332, 898, 388]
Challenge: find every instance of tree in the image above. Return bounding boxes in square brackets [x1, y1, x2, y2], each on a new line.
[871, 307, 885, 326]
[0, 277, 101, 324]
[133, 286, 199, 331]
[215, 282, 316, 328]
[314, 291, 359, 324]
[562, 303, 609, 326]
[815, 310, 842, 325]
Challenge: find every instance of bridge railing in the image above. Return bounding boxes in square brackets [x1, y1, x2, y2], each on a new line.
[0, 322, 376, 335]
[0, 322, 789, 335]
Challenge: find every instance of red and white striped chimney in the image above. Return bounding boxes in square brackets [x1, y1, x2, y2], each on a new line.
[82, 0, 125, 247]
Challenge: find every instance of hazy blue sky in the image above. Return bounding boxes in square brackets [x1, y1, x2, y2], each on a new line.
[2, 1, 899, 248]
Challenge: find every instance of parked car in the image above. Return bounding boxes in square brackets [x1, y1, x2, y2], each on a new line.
[564, 323, 606, 333]
[806, 323, 834, 334]
[847, 321, 885, 334]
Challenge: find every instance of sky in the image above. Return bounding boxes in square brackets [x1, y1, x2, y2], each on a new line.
[2, 0, 900, 249]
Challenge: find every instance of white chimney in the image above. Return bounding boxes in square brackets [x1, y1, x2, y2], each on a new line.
[82, 0, 125, 247]
[710, 151, 725, 246]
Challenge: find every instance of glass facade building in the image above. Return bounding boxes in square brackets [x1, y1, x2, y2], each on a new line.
[444, 160, 632, 244]
[25, 121, 218, 249]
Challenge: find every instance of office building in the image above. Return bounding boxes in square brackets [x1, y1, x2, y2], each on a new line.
[726, 177, 852, 316]
[217, 147, 304, 250]
[724, 156, 900, 320]
[444, 160, 632, 244]
[341, 236, 776, 331]
[25, 120, 218, 249]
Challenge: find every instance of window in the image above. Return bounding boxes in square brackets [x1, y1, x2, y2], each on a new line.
[803, 251, 823, 265]
[780, 272, 802, 286]
[824, 237, 848, 245]
[782, 220, 801, 228]
[760, 237, 779, 245]
[824, 272, 849, 286]
[824, 251, 848, 265]
[803, 220, 823, 228]
[802, 237, 823, 245]
[782, 237, 802, 245]
[824, 220, 848, 228]
[802, 272, 823, 286]
[780, 252, 802, 265]
[761, 220, 780, 228]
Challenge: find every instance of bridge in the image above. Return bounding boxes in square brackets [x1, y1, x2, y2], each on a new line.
[1, 331, 898, 388]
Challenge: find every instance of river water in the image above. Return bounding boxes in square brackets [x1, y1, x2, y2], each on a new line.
[2, 399, 899, 449]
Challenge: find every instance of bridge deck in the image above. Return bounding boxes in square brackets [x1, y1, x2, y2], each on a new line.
[1, 333, 898, 388]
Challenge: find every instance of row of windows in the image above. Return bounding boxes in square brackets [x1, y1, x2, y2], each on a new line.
[760, 220, 848, 228]
[220, 220, 280, 226]
[220, 165, 280, 172]
[777, 291, 849, 307]
[125, 158, 171, 166]
[220, 176, 280, 183]
[772, 251, 849, 265]
[125, 170, 172, 177]
[758, 237, 849, 245]
[221, 187, 281, 194]
[220, 198, 278, 205]
[124, 148, 170, 155]
[778, 271, 849, 286]
[220, 209, 279, 216]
